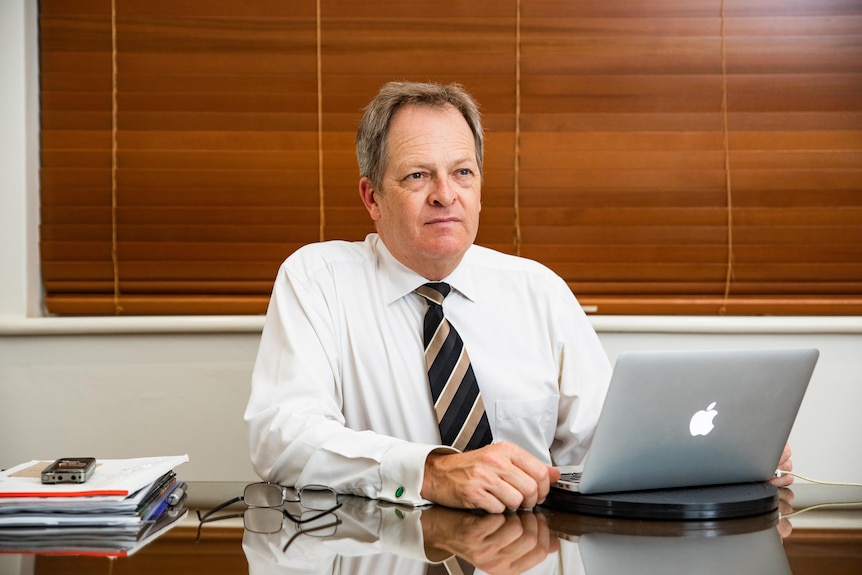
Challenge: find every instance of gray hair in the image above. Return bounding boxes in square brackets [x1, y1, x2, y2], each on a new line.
[355, 81, 484, 189]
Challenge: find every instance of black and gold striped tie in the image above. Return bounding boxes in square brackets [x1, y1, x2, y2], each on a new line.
[416, 282, 492, 451]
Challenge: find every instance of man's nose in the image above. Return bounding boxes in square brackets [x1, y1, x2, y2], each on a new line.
[429, 176, 456, 206]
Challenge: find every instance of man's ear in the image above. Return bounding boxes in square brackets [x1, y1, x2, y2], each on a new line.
[359, 177, 381, 221]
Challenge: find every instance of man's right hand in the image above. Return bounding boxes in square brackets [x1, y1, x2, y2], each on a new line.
[421, 441, 561, 513]
[422, 506, 559, 574]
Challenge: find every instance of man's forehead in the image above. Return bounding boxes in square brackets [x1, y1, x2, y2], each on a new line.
[386, 105, 476, 160]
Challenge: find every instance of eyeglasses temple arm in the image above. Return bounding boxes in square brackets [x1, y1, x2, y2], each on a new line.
[197, 495, 244, 523]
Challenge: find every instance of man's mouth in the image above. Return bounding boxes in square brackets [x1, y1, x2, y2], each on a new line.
[427, 217, 459, 225]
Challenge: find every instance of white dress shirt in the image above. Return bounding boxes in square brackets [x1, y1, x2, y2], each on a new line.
[245, 233, 610, 506]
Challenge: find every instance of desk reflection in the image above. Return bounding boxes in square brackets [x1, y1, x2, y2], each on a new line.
[25, 484, 862, 574]
[241, 492, 791, 575]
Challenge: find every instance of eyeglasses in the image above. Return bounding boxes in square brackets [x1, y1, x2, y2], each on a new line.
[196, 482, 341, 538]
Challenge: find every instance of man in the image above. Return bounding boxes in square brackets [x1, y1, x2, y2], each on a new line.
[244, 81, 792, 514]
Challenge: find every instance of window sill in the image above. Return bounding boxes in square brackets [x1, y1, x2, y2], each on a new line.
[1, 314, 860, 336]
[0, 315, 266, 336]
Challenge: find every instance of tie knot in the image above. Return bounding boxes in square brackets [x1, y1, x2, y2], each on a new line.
[415, 282, 450, 306]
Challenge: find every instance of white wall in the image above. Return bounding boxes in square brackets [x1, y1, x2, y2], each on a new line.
[1, 328, 263, 481]
[0, 0, 40, 318]
[1, 321, 861, 482]
[2, 0, 860, 485]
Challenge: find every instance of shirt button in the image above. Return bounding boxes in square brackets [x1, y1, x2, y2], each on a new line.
[395, 486, 404, 498]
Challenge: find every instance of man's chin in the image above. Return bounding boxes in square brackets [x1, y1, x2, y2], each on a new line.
[423, 239, 472, 260]
[423, 226, 476, 248]
[412, 242, 471, 276]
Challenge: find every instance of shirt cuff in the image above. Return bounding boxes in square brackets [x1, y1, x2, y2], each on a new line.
[374, 504, 433, 562]
[378, 442, 456, 506]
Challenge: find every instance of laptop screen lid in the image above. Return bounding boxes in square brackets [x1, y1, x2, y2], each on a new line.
[562, 348, 818, 494]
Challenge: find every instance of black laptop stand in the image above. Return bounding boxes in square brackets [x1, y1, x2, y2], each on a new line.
[543, 482, 779, 521]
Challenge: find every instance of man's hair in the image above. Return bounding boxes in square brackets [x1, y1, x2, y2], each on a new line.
[355, 81, 484, 189]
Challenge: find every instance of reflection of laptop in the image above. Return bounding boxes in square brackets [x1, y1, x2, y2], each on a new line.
[555, 348, 819, 494]
[579, 527, 791, 575]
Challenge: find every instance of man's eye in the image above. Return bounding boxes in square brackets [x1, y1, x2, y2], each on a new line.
[458, 169, 472, 176]
[407, 172, 423, 180]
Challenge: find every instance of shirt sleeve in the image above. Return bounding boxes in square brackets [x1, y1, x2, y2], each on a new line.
[244, 261, 441, 506]
[549, 279, 612, 467]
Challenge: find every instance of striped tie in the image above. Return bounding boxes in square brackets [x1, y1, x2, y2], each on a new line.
[426, 556, 476, 575]
[415, 282, 492, 451]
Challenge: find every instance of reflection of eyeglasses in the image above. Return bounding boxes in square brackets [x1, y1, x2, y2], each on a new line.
[196, 483, 341, 538]
[281, 512, 341, 553]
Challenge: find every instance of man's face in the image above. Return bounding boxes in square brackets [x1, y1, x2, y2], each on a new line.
[359, 104, 481, 280]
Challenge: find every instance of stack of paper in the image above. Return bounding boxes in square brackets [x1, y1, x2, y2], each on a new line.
[0, 455, 189, 556]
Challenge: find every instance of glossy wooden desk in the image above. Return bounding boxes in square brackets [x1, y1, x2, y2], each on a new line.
[7, 483, 860, 575]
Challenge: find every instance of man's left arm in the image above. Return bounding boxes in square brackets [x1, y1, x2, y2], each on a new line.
[548, 287, 612, 467]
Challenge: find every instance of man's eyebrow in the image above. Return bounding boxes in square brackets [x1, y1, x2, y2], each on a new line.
[395, 153, 477, 173]
[452, 157, 478, 169]
[397, 161, 431, 174]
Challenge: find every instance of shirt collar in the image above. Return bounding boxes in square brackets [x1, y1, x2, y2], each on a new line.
[369, 234, 478, 305]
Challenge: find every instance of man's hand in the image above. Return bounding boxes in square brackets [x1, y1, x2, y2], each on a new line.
[422, 507, 559, 575]
[421, 441, 561, 513]
[769, 444, 794, 488]
[776, 486, 795, 540]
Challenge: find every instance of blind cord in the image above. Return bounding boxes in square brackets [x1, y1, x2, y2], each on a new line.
[110, 0, 123, 314]
[316, 0, 325, 242]
[513, 0, 522, 257]
[718, 0, 734, 315]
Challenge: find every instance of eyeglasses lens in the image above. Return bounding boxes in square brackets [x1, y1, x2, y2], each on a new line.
[299, 487, 338, 511]
[243, 507, 284, 534]
[244, 483, 285, 507]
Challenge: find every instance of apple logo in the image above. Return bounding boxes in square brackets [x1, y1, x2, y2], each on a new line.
[689, 402, 718, 436]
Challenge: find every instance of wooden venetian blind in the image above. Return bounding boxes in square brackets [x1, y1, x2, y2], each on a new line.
[517, 0, 862, 314]
[39, 0, 862, 316]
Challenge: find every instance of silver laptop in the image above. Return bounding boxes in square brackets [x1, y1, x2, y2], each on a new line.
[555, 348, 819, 494]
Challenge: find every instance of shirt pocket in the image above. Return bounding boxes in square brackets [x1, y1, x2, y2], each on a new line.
[494, 394, 558, 464]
